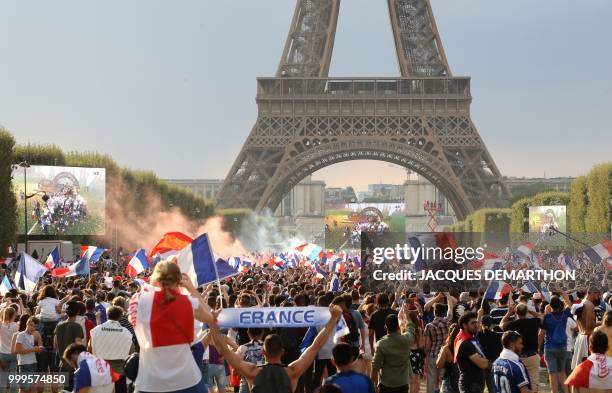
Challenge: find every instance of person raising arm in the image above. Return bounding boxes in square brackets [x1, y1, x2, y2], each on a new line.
[210, 304, 343, 393]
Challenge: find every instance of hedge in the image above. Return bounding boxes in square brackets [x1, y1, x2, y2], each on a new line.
[510, 192, 570, 233]
[0, 128, 17, 257]
[585, 163, 612, 233]
[568, 176, 587, 233]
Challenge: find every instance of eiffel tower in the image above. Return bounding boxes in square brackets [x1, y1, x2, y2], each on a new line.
[216, 0, 510, 220]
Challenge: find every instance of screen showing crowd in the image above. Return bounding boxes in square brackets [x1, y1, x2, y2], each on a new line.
[12, 165, 106, 235]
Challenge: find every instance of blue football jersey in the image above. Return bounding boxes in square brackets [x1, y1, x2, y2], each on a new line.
[492, 357, 531, 393]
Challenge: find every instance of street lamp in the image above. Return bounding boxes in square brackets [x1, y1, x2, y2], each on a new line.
[15, 161, 47, 254]
[17, 161, 31, 252]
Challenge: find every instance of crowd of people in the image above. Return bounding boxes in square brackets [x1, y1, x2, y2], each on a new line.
[31, 187, 88, 234]
[0, 249, 611, 393]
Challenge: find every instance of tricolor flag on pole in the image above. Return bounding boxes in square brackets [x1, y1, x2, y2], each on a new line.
[15, 253, 48, 293]
[44, 246, 60, 270]
[484, 280, 512, 300]
[583, 240, 612, 266]
[149, 232, 194, 259]
[558, 253, 575, 271]
[295, 243, 323, 261]
[126, 249, 150, 277]
[176, 234, 238, 287]
[315, 265, 327, 280]
[80, 246, 105, 263]
[51, 258, 90, 278]
[0, 276, 12, 296]
[521, 281, 539, 293]
[475, 252, 504, 271]
[329, 274, 340, 293]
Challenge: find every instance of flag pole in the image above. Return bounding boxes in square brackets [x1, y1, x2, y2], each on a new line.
[205, 235, 224, 309]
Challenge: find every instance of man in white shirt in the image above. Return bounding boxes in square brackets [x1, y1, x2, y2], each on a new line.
[89, 306, 133, 393]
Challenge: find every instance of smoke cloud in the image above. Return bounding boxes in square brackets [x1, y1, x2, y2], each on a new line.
[104, 176, 247, 257]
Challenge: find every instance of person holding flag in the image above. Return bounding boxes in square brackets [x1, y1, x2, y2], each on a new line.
[128, 261, 214, 393]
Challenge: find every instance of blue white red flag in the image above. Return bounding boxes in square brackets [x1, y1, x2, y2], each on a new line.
[329, 274, 340, 293]
[558, 253, 575, 271]
[126, 249, 150, 277]
[583, 240, 612, 265]
[73, 352, 119, 392]
[475, 251, 504, 271]
[51, 257, 90, 278]
[295, 243, 323, 261]
[176, 233, 239, 286]
[44, 246, 60, 270]
[315, 265, 327, 280]
[80, 246, 105, 263]
[15, 253, 47, 293]
[521, 281, 539, 293]
[484, 280, 512, 300]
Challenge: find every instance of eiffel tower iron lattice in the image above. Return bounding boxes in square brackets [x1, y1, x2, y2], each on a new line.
[216, 0, 510, 220]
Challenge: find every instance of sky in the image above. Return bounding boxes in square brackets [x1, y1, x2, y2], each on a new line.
[1, 0, 611, 192]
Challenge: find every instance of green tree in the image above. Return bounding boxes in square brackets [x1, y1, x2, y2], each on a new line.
[0, 128, 17, 256]
[568, 176, 588, 233]
[584, 163, 611, 233]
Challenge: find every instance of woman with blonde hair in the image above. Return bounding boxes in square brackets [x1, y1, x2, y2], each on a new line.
[129, 261, 214, 393]
[0, 307, 18, 392]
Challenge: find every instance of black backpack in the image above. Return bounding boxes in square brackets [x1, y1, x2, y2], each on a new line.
[343, 312, 360, 344]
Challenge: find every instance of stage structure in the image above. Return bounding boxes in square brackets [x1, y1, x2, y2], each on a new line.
[217, 0, 510, 220]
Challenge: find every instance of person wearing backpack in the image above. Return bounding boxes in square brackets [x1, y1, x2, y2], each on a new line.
[331, 297, 361, 360]
[542, 293, 573, 393]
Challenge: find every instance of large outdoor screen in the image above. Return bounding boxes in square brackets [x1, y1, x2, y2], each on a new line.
[528, 205, 566, 234]
[12, 165, 106, 235]
[325, 203, 406, 233]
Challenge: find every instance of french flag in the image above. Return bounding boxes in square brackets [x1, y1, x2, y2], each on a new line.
[126, 249, 150, 277]
[484, 280, 512, 300]
[295, 243, 323, 261]
[475, 252, 504, 271]
[565, 353, 612, 390]
[329, 274, 340, 293]
[149, 232, 193, 259]
[51, 258, 90, 278]
[16, 253, 48, 293]
[517, 242, 535, 259]
[558, 253, 575, 271]
[521, 280, 539, 293]
[228, 257, 241, 270]
[73, 352, 119, 392]
[81, 246, 105, 263]
[176, 234, 238, 287]
[44, 246, 60, 270]
[315, 265, 327, 280]
[583, 240, 612, 266]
